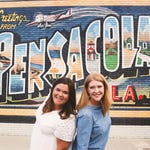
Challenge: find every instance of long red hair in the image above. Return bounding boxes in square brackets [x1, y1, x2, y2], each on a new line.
[77, 73, 112, 116]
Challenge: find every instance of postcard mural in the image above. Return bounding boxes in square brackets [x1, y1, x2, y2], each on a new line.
[0, 6, 150, 123]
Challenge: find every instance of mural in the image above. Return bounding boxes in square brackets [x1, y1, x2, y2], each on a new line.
[0, 6, 150, 124]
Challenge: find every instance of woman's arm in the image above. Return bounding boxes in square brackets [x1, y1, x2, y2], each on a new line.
[54, 116, 76, 150]
[56, 138, 71, 150]
[76, 113, 93, 149]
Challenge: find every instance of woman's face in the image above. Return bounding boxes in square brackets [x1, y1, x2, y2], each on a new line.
[87, 80, 104, 105]
[52, 83, 69, 110]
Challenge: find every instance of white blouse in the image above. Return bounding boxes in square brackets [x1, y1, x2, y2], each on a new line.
[30, 101, 76, 150]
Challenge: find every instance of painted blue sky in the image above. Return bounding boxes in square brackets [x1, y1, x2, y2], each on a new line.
[1, 6, 149, 42]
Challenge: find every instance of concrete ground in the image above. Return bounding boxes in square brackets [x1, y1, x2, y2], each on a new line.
[0, 135, 150, 150]
[106, 138, 150, 150]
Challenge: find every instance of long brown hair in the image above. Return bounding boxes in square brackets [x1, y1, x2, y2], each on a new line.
[42, 77, 76, 119]
[77, 73, 112, 116]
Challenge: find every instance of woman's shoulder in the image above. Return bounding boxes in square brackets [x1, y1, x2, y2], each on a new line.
[78, 106, 93, 117]
[58, 114, 76, 130]
[69, 114, 76, 120]
[61, 114, 76, 122]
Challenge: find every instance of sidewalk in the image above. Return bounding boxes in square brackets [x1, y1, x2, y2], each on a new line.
[106, 138, 150, 150]
[0, 135, 150, 150]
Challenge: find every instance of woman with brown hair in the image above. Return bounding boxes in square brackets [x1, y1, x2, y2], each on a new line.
[73, 72, 112, 150]
[30, 77, 76, 150]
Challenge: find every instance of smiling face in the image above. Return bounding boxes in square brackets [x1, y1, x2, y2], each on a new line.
[87, 80, 104, 106]
[52, 83, 69, 110]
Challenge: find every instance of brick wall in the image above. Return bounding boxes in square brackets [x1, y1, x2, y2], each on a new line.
[0, 123, 150, 138]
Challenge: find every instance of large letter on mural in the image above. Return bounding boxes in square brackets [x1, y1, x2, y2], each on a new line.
[66, 27, 83, 80]
[122, 16, 138, 68]
[86, 20, 101, 73]
[0, 32, 13, 96]
[44, 31, 67, 85]
[136, 16, 150, 67]
[112, 85, 122, 102]
[124, 85, 137, 102]
[28, 39, 45, 93]
[9, 44, 27, 94]
[103, 16, 119, 72]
